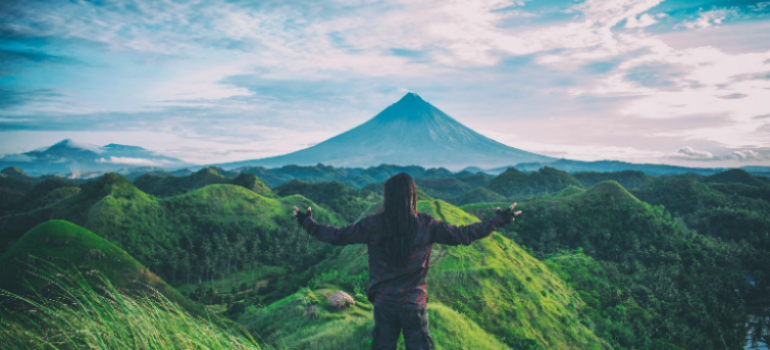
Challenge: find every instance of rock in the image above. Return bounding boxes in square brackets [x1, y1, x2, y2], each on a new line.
[329, 291, 355, 308]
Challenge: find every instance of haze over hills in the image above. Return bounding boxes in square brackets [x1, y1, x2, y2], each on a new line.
[0, 139, 188, 176]
[218, 93, 554, 170]
[3, 95, 770, 178]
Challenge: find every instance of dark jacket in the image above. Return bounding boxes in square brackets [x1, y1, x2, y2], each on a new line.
[301, 212, 505, 309]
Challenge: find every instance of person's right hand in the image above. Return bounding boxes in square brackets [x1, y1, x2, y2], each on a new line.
[496, 203, 522, 225]
[293, 206, 312, 226]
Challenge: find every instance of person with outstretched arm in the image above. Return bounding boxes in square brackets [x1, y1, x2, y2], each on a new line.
[293, 173, 521, 350]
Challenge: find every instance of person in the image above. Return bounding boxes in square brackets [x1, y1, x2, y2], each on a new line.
[293, 173, 521, 350]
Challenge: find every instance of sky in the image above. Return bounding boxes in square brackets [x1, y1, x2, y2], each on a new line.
[1, 0, 769, 168]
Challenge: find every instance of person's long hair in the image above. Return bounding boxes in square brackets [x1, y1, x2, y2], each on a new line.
[381, 173, 418, 269]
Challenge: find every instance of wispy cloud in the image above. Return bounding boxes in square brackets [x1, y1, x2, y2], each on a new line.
[681, 8, 736, 29]
[96, 156, 182, 166]
[717, 93, 749, 99]
[674, 146, 770, 162]
[0, 87, 70, 108]
[0, 0, 769, 166]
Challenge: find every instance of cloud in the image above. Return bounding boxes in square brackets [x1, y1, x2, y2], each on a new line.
[681, 9, 736, 29]
[676, 146, 715, 159]
[626, 13, 658, 28]
[96, 157, 182, 166]
[0, 87, 69, 108]
[1, 0, 769, 166]
[717, 93, 748, 99]
[730, 71, 770, 82]
[624, 63, 687, 90]
[754, 114, 770, 119]
[0, 48, 80, 65]
[0, 153, 35, 162]
[674, 146, 770, 161]
[748, 1, 770, 11]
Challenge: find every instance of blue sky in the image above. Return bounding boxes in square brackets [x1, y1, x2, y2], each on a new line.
[1, 0, 769, 167]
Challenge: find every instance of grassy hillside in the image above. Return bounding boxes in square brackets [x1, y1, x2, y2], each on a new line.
[551, 185, 585, 198]
[240, 288, 512, 350]
[1, 173, 346, 305]
[0, 220, 207, 318]
[0, 260, 267, 350]
[273, 179, 382, 223]
[3, 166, 767, 349]
[9, 178, 80, 215]
[454, 172, 494, 188]
[240, 199, 609, 350]
[631, 176, 770, 248]
[486, 167, 583, 199]
[415, 178, 475, 202]
[705, 168, 770, 187]
[134, 167, 274, 198]
[1, 166, 34, 179]
[455, 187, 506, 205]
[462, 181, 770, 349]
[572, 170, 653, 190]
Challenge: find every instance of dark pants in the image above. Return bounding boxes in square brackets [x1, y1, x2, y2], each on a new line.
[372, 306, 434, 350]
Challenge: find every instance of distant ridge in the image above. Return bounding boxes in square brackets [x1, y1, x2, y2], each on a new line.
[0, 139, 188, 176]
[218, 93, 554, 169]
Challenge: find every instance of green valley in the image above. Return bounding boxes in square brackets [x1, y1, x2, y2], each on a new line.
[1, 165, 769, 350]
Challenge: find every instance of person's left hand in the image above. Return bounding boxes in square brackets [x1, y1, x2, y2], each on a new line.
[293, 206, 312, 226]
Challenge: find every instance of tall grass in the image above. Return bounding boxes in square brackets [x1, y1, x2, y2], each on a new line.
[0, 262, 270, 350]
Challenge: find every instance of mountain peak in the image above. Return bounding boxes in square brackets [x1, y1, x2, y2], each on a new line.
[371, 92, 441, 124]
[219, 93, 554, 169]
[390, 92, 430, 110]
[396, 92, 424, 104]
[49, 139, 103, 153]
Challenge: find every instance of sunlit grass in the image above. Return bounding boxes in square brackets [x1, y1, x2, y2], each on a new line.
[0, 262, 270, 350]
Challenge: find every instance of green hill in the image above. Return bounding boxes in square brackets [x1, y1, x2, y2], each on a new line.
[415, 178, 474, 202]
[631, 176, 770, 248]
[0, 220, 207, 318]
[455, 187, 506, 205]
[461, 181, 768, 349]
[1, 173, 346, 305]
[706, 168, 770, 187]
[240, 199, 609, 350]
[134, 167, 274, 198]
[0, 176, 42, 195]
[0, 187, 25, 217]
[454, 172, 494, 188]
[486, 167, 583, 199]
[551, 185, 585, 198]
[7, 178, 80, 215]
[573, 170, 653, 190]
[1, 166, 33, 179]
[273, 179, 382, 223]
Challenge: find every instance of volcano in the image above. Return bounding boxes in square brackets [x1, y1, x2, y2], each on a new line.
[221, 93, 553, 169]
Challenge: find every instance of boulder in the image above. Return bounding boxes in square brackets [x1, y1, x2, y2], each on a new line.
[329, 290, 355, 308]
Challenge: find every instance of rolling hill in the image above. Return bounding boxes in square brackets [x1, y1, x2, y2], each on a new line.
[218, 93, 553, 169]
[134, 167, 274, 197]
[0, 172, 348, 305]
[461, 180, 770, 349]
[239, 199, 610, 350]
[2, 166, 769, 349]
[0, 220, 207, 318]
[486, 166, 584, 199]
